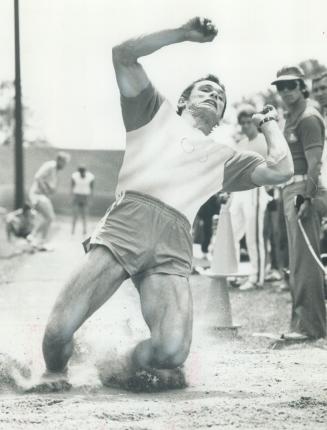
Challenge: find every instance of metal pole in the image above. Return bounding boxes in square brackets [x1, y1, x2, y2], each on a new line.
[14, 0, 24, 208]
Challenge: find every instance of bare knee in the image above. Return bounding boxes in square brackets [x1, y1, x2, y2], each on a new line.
[153, 331, 191, 368]
[43, 212, 55, 223]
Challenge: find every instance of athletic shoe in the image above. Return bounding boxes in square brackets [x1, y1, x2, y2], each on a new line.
[278, 281, 290, 292]
[239, 280, 262, 291]
[281, 332, 309, 341]
[265, 270, 282, 282]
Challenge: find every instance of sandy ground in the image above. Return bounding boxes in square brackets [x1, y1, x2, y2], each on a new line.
[1, 217, 327, 430]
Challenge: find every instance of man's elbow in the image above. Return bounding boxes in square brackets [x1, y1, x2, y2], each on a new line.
[112, 45, 122, 64]
[276, 168, 294, 184]
[112, 43, 135, 66]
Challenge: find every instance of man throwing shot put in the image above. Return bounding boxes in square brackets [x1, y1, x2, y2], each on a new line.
[41, 17, 293, 390]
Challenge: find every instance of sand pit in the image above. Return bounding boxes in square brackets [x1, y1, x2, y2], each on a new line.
[0, 217, 327, 429]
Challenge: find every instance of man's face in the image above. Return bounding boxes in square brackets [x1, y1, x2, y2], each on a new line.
[186, 80, 226, 122]
[275, 79, 303, 107]
[239, 116, 257, 138]
[79, 168, 86, 177]
[312, 77, 327, 108]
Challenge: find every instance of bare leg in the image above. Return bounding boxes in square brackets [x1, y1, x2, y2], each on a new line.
[81, 204, 87, 235]
[32, 197, 55, 243]
[6, 223, 14, 242]
[71, 203, 79, 234]
[43, 245, 128, 373]
[132, 274, 193, 370]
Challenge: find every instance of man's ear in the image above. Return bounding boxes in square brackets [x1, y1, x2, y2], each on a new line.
[177, 96, 187, 111]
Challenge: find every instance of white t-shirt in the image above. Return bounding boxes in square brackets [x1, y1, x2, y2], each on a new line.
[236, 133, 268, 159]
[72, 171, 95, 195]
[117, 84, 264, 225]
[30, 160, 57, 196]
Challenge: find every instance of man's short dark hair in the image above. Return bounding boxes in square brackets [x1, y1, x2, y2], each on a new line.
[237, 105, 256, 124]
[177, 74, 227, 118]
[298, 80, 309, 99]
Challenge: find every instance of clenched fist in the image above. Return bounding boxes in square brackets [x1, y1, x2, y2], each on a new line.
[181, 17, 218, 43]
[252, 105, 279, 128]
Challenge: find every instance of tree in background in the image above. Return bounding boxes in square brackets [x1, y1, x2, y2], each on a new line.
[299, 59, 327, 80]
[0, 81, 15, 145]
[0, 80, 50, 147]
[234, 58, 327, 121]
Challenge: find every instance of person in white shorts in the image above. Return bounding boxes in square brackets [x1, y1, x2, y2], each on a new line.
[28, 152, 70, 249]
[230, 105, 270, 290]
[71, 165, 95, 235]
[40, 17, 293, 391]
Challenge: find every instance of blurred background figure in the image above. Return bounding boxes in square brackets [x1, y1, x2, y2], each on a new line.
[312, 71, 327, 256]
[272, 65, 327, 340]
[71, 165, 95, 235]
[195, 192, 221, 262]
[263, 186, 290, 288]
[229, 105, 270, 291]
[5, 203, 35, 242]
[28, 152, 70, 250]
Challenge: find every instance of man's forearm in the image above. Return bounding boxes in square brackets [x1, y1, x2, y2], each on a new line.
[38, 179, 53, 195]
[112, 18, 217, 97]
[113, 28, 187, 65]
[262, 121, 294, 180]
[305, 161, 322, 198]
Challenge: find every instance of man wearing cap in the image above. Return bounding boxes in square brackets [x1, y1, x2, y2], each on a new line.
[28, 152, 70, 249]
[71, 165, 95, 235]
[272, 66, 327, 340]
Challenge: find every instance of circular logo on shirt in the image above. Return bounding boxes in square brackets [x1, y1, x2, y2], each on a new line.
[180, 137, 209, 162]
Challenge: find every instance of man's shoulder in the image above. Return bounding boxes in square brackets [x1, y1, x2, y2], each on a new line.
[36, 160, 56, 176]
[43, 160, 56, 170]
[121, 83, 166, 133]
[86, 171, 95, 180]
[299, 103, 324, 125]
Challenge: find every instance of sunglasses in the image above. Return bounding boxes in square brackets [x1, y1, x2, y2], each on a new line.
[276, 81, 298, 92]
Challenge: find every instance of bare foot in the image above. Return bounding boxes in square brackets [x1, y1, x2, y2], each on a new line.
[124, 367, 187, 393]
[24, 371, 71, 394]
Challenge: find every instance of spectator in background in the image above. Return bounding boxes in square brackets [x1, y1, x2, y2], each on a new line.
[71, 165, 95, 235]
[312, 72, 327, 255]
[312, 71, 327, 115]
[5, 203, 35, 242]
[28, 152, 70, 250]
[263, 187, 290, 288]
[229, 105, 270, 291]
[272, 65, 327, 340]
[196, 193, 221, 261]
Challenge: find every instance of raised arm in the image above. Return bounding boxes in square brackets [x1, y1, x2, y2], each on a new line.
[112, 17, 218, 97]
[251, 106, 294, 186]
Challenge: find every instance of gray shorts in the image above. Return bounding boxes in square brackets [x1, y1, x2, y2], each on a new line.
[73, 194, 89, 207]
[83, 191, 192, 279]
